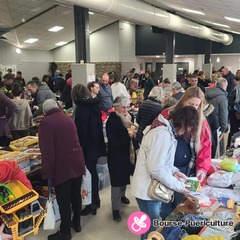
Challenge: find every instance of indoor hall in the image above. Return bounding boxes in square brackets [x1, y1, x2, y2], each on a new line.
[1, 1, 240, 240]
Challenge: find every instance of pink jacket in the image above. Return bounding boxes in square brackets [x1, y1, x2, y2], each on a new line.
[161, 108, 212, 174]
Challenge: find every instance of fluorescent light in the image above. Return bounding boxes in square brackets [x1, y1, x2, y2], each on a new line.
[156, 55, 160, 58]
[55, 41, 67, 46]
[183, 8, 205, 15]
[175, 55, 179, 57]
[206, 22, 230, 28]
[216, 57, 220, 63]
[16, 48, 21, 54]
[89, 11, 94, 15]
[48, 26, 64, 32]
[24, 38, 39, 43]
[224, 16, 240, 22]
[230, 31, 240, 34]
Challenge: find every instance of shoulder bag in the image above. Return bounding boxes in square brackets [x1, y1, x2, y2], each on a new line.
[148, 178, 174, 203]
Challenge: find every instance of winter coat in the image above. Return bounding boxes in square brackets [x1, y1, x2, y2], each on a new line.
[106, 112, 134, 187]
[33, 83, 56, 117]
[143, 78, 156, 100]
[0, 93, 16, 137]
[172, 91, 184, 101]
[60, 79, 72, 109]
[74, 97, 106, 158]
[205, 86, 228, 133]
[136, 97, 162, 143]
[38, 108, 85, 186]
[10, 99, 32, 130]
[161, 108, 211, 175]
[223, 71, 235, 94]
[131, 114, 185, 200]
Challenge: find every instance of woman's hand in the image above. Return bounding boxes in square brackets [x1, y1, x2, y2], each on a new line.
[196, 170, 206, 182]
[182, 189, 190, 197]
[128, 125, 136, 138]
[173, 171, 187, 180]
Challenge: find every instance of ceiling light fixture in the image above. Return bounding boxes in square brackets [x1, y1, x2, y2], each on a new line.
[206, 22, 230, 28]
[182, 8, 205, 15]
[224, 16, 240, 22]
[229, 30, 240, 35]
[156, 55, 160, 58]
[16, 48, 21, 54]
[55, 41, 67, 46]
[216, 57, 220, 63]
[89, 11, 94, 15]
[48, 26, 64, 32]
[24, 38, 39, 43]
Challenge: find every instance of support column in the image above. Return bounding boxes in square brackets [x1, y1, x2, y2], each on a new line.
[74, 6, 90, 63]
[165, 30, 175, 64]
[202, 40, 213, 75]
[204, 40, 212, 64]
[163, 30, 177, 82]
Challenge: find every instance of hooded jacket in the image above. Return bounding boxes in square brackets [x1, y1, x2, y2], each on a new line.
[10, 99, 33, 130]
[205, 86, 228, 133]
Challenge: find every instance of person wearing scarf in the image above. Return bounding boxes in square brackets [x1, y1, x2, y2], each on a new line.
[106, 96, 137, 222]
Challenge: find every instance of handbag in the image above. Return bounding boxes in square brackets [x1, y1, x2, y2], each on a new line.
[148, 178, 174, 203]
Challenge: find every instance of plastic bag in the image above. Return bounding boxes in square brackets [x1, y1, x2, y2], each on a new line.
[207, 171, 234, 187]
[43, 198, 55, 230]
[81, 167, 92, 206]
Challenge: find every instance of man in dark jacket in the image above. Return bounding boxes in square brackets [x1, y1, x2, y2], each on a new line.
[27, 80, 55, 117]
[38, 99, 85, 240]
[0, 93, 16, 147]
[221, 67, 235, 94]
[205, 77, 228, 157]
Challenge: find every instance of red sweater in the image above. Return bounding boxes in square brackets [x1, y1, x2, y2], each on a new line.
[0, 161, 32, 189]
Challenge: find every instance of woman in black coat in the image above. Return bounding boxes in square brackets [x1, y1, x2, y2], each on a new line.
[72, 84, 106, 216]
[106, 96, 136, 222]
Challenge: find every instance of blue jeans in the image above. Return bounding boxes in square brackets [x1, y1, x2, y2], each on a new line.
[136, 198, 162, 240]
[160, 191, 185, 220]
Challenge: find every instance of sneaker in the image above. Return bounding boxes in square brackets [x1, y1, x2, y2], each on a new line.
[121, 196, 130, 204]
[48, 231, 72, 240]
[112, 210, 121, 222]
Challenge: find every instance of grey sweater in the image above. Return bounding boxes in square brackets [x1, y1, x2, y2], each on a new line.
[10, 99, 33, 130]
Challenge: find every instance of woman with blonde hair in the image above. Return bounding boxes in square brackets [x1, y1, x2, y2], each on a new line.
[160, 86, 211, 219]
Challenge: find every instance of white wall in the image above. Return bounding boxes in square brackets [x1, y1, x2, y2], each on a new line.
[211, 55, 240, 74]
[0, 41, 52, 81]
[90, 22, 120, 62]
[52, 42, 75, 62]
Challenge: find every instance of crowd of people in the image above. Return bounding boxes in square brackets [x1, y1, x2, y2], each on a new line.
[0, 65, 239, 240]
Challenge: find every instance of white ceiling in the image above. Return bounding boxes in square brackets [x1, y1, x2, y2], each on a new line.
[0, 0, 240, 51]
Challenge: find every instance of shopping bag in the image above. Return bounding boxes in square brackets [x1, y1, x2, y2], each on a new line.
[43, 198, 56, 230]
[81, 167, 92, 206]
[43, 179, 56, 230]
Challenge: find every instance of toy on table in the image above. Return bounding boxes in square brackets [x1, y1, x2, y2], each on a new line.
[184, 177, 201, 191]
[0, 184, 15, 204]
[220, 158, 239, 173]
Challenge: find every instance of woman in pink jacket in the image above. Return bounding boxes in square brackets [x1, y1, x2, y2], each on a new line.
[160, 86, 211, 219]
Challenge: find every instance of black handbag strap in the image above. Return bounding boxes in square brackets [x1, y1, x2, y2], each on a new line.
[48, 179, 53, 199]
